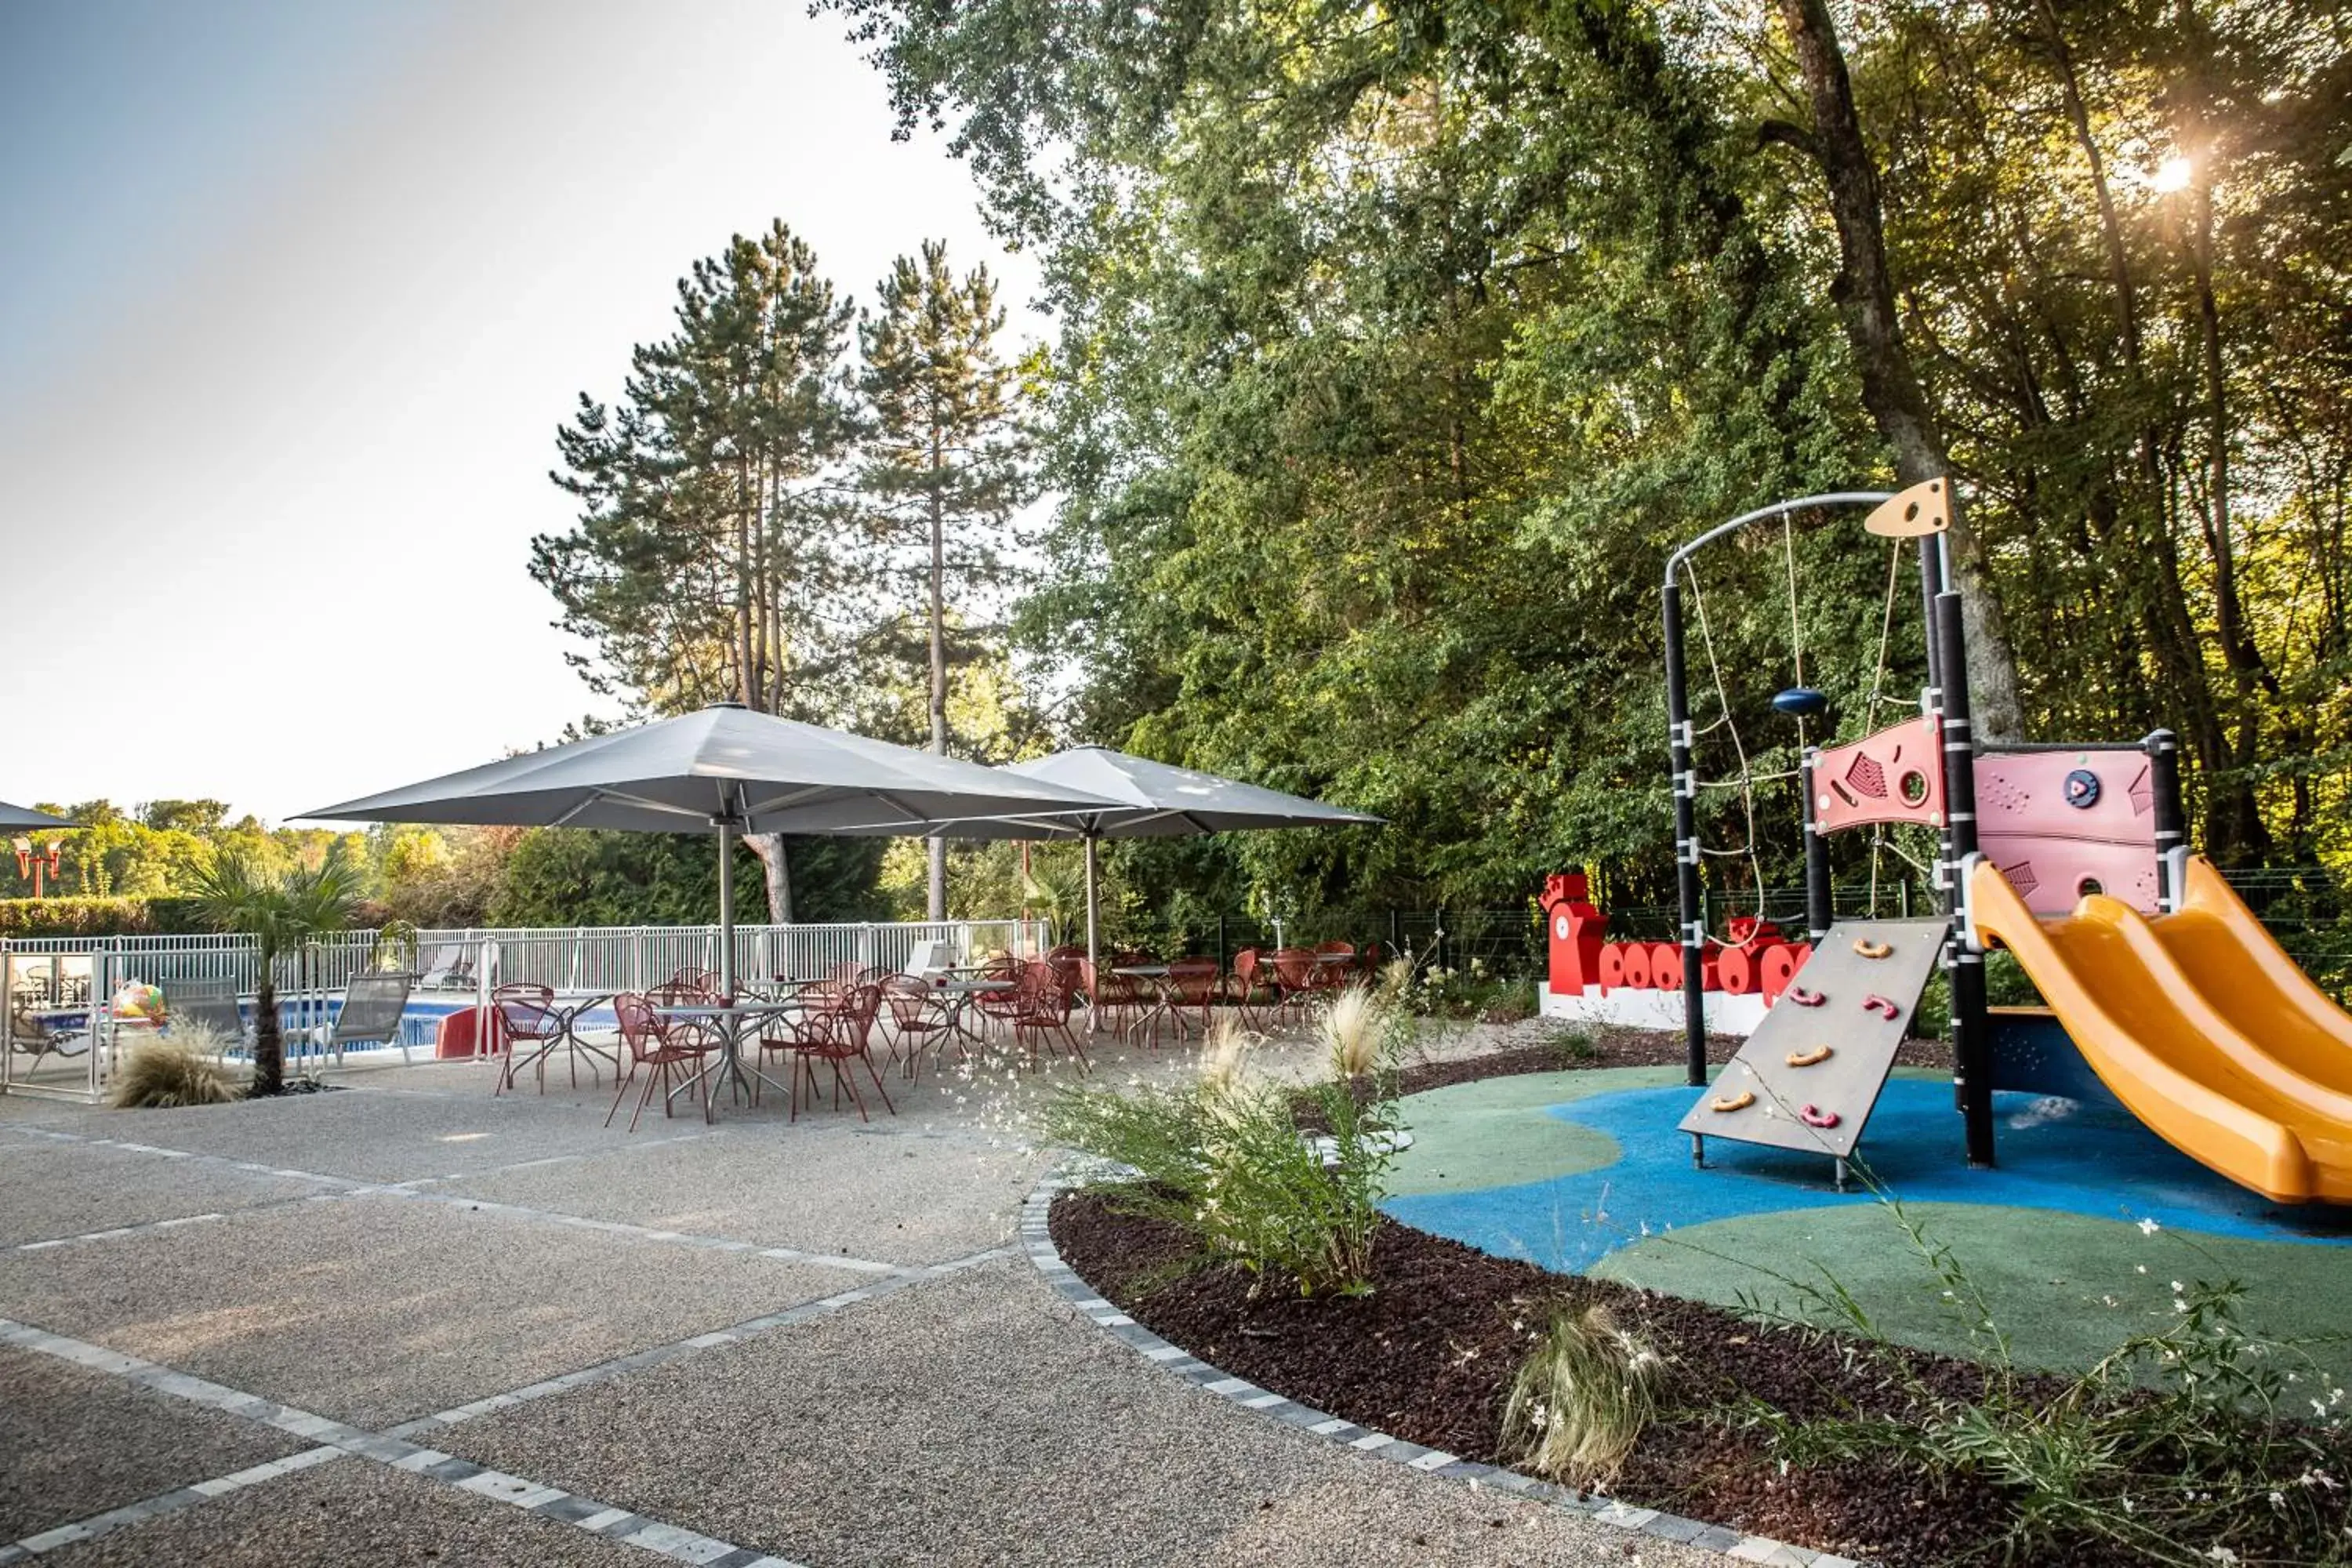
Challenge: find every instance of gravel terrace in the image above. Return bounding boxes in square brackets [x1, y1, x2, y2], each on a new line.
[0, 1015, 1737, 1566]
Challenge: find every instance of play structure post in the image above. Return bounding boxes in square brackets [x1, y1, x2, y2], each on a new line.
[1933, 587, 1994, 1166]
[1663, 577, 1708, 1087]
[2148, 730, 2185, 913]
[1801, 748, 1832, 942]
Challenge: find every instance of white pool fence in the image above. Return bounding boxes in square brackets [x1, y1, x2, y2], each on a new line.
[0, 916, 1052, 1099]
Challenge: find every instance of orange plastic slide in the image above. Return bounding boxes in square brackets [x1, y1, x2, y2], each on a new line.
[1969, 855, 2352, 1204]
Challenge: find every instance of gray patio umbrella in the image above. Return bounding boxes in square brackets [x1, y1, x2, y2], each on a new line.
[0, 802, 76, 830]
[299, 704, 1122, 996]
[835, 746, 1383, 968]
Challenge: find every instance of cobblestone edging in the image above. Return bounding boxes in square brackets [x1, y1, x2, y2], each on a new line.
[1021, 1180, 1868, 1568]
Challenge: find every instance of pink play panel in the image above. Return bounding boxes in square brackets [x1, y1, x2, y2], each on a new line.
[1813, 715, 1944, 835]
[1976, 750, 2159, 916]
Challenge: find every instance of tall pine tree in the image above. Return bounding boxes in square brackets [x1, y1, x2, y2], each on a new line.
[857, 241, 1030, 917]
[534, 221, 863, 920]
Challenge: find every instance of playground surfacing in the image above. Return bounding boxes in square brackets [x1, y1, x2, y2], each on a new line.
[1385, 1065, 2352, 1377]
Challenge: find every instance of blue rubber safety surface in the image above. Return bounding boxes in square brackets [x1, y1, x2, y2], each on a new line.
[1384, 1080, 2352, 1276]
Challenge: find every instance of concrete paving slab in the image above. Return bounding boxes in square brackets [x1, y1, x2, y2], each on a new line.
[0, 1347, 310, 1543]
[0, 1139, 325, 1248]
[36, 1451, 651, 1567]
[443, 1123, 1048, 1266]
[0, 1195, 862, 1428]
[445, 1260, 1723, 1568]
[15, 1087, 670, 1185]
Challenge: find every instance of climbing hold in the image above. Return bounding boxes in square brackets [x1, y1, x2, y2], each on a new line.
[1786, 985, 1827, 1008]
[1852, 938, 1892, 960]
[2063, 768, 2101, 809]
[1785, 1044, 1834, 1068]
[1798, 1104, 1841, 1129]
[1860, 993, 1900, 1020]
[1773, 687, 1830, 718]
[1711, 1090, 1755, 1113]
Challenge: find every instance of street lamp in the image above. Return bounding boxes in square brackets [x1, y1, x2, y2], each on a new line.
[12, 837, 62, 898]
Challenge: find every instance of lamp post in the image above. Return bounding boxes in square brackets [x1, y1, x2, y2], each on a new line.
[11, 837, 61, 898]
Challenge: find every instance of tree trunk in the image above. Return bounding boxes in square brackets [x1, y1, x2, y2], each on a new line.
[745, 833, 793, 925]
[926, 440, 949, 921]
[251, 974, 283, 1098]
[1774, 0, 2026, 741]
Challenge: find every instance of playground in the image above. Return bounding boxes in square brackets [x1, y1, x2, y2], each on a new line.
[1047, 477, 2352, 1566]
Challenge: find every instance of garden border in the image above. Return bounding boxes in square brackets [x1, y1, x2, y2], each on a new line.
[1021, 1177, 1869, 1568]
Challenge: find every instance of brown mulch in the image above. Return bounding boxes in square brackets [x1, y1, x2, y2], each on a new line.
[1054, 1192, 2025, 1564]
[1052, 1029, 2341, 1567]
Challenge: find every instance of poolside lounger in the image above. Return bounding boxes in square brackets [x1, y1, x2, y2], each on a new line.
[321, 971, 418, 1066]
[417, 944, 478, 991]
[165, 977, 252, 1048]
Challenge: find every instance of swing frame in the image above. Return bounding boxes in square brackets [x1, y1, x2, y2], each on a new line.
[1660, 485, 1998, 1166]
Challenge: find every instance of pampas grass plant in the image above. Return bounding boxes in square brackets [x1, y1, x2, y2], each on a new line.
[1502, 1304, 1664, 1487]
[110, 1025, 242, 1109]
[1319, 982, 1388, 1078]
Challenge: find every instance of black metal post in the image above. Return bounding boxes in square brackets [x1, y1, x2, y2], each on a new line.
[1801, 748, 1832, 942]
[1935, 587, 1994, 1166]
[2147, 730, 2185, 913]
[1664, 577, 1708, 1086]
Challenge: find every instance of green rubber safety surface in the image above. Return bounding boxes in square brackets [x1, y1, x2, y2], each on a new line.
[1385, 1066, 1673, 1197]
[1595, 1202, 2352, 1386]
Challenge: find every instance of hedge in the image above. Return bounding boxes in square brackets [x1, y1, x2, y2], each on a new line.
[0, 897, 207, 939]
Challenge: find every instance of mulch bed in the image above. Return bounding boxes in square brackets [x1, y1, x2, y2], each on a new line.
[1054, 1031, 2341, 1566]
[1054, 1192, 2021, 1564]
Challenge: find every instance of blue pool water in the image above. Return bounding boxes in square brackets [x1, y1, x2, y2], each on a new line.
[1383, 1080, 2352, 1276]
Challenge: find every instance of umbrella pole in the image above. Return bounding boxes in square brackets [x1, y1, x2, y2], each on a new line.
[716, 820, 736, 1000]
[1083, 832, 1100, 972]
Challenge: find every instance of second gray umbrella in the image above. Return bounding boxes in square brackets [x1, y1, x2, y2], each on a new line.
[0, 802, 76, 831]
[827, 746, 1383, 967]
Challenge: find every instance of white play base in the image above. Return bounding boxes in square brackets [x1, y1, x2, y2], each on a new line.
[1538, 983, 1771, 1036]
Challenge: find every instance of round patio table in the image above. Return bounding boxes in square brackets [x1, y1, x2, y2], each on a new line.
[1110, 965, 1181, 1046]
[652, 1000, 800, 1120]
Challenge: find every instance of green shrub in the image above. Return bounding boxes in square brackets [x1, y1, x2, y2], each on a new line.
[1502, 1304, 1664, 1487]
[1735, 1185, 2352, 1566]
[109, 1030, 241, 1109]
[1544, 1024, 1600, 1066]
[0, 897, 159, 938]
[1044, 1006, 1407, 1298]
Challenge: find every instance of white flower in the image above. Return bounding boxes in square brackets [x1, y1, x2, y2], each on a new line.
[2205, 1548, 2239, 1565]
[2172, 1280, 2184, 1293]
[2138, 1217, 2161, 1235]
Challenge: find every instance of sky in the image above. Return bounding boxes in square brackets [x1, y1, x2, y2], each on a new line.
[0, 0, 1040, 825]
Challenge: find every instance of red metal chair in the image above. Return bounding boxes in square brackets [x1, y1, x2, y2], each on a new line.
[1269, 948, 1320, 1025]
[604, 992, 717, 1131]
[1312, 941, 1356, 996]
[490, 982, 561, 1097]
[1353, 940, 1385, 976]
[1228, 949, 1276, 1029]
[771, 982, 895, 1123]
[1078, 958, 1139, 1036]
[667, 967, 724, 997]
[879, 975, 950, 1080]
[1011, 960, 1087, 1073]
[968, 955, 1025, 1040]
[1165, 957, 1224, 1041]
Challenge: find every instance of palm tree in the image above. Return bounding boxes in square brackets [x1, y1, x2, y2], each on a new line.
[189, 846, 363, 1096]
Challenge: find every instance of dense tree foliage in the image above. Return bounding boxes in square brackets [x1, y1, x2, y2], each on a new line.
[826, 0, 2352, 924]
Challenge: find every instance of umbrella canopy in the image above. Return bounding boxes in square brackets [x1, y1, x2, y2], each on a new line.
[0, 801, 75, 831]
[829, 746, 1382, 965]
[301, 705, 1122, 994]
